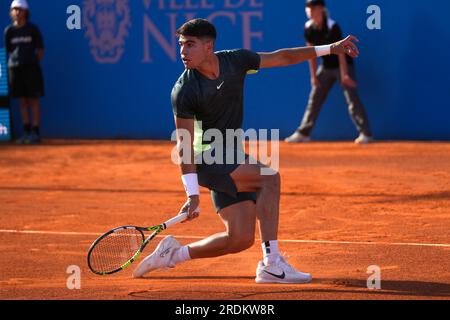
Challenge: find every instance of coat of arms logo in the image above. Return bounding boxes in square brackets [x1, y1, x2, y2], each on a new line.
[83, 0, 131, 64]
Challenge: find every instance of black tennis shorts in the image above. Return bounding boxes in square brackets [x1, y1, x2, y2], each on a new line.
[8, 64, 45, 98]
[196, 149, 257, 213]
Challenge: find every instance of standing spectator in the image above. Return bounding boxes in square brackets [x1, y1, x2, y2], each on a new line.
[285, 0, 373, 144]
[4, 0, 44, 144]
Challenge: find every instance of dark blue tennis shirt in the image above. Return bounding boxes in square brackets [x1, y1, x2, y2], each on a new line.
[171, 49, 261, 151]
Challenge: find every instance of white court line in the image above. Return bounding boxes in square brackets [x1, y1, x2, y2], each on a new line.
[0, 229, 449, 248]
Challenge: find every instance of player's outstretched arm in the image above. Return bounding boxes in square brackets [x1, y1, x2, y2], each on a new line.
[258, 35, 360, 69]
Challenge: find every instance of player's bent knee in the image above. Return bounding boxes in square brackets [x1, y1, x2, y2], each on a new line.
[227, 235, 255, 254]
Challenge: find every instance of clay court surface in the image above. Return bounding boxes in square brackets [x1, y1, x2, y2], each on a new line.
[0, 141, 449, 300]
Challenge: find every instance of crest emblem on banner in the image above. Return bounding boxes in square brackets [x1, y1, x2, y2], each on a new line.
[83, 0, 131, 64]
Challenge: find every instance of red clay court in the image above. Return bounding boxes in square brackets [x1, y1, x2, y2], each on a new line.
[0, 141, 449, 300]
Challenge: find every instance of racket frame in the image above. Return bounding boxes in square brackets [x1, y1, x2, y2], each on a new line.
[87, 212, 188, 275]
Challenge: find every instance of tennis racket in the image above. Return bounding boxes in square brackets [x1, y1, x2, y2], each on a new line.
[87, 212, 188, 275]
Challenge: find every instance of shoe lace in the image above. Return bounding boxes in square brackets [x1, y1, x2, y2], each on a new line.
[278, 252, 297, 272]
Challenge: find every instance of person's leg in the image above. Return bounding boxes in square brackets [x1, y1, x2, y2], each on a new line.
[29, 97, 41, 142]
[19, 97, 31, 129]
[230, 163, 279, 243]
[340, 65, 372, 138]
[29, 98, 41, 128]
[133, 161, 311, 282]
[24, 64, 44, 143]
[187, 160, 281, 260]
[133, 200, 257, 278]
[296, 67, 337, 137]
[230, 163, 312, 283]
[17, 97, 32, 143]
[188, 200, 257, 259]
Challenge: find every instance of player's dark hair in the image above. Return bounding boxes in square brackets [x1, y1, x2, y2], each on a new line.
[176, 19, 217, 41]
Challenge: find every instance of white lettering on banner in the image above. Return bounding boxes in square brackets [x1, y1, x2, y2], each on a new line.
[67, 5, 82, 30]
[144, 0, 262, 10]
[241, 11, 263, 49]
[143, 13, 179, 62]
[367, 5, 381, 30]
[225, 0, 246, 9]
[81, 0, 264, 63]
[0, 124, 8, 136]
[142, 0, 265, 63]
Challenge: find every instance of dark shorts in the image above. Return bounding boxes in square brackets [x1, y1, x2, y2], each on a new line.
[8, 64, 45, 98]
[196, 149, 257, 213]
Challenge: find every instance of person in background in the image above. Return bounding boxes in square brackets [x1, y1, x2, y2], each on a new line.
[4, 0, 44, 144]
[285, 0, 373, 144]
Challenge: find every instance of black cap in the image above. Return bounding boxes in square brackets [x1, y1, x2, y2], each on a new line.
[306, 0, 325, 7]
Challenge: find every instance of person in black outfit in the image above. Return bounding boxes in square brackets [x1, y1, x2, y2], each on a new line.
[285, 0, 373, 144]
[4, 0, 44, 144]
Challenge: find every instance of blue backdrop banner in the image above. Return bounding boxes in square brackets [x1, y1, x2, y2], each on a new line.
[0, 108, 11, 141]
[0, 48, 8, 96]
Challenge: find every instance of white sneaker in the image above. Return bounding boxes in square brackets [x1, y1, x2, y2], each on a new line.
[133, 235, 180, 278]
[354, 134, 373, 144]
[284, 131, 311, 143]
[255, 257, 312, 284]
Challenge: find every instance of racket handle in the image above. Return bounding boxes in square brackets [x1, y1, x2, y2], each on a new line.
[164, 211, 189, 229]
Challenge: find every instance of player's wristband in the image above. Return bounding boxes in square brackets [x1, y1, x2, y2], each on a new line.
[181, 173, 200, 197]
[315, 45, 331, 57]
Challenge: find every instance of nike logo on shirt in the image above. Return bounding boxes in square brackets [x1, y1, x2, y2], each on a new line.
[264, 270, 286, 279]
[217, 81, 225, 90]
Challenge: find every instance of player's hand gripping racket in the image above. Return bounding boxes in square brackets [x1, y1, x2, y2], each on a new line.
[87, 212, 188, 275]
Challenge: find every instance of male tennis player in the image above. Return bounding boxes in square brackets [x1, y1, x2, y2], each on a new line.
[134, 19, 359, 283]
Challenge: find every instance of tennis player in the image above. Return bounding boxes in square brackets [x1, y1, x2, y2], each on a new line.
[134, 19, 360, 283]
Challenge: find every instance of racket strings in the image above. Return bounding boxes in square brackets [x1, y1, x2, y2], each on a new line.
[89, 228, 144, 273]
